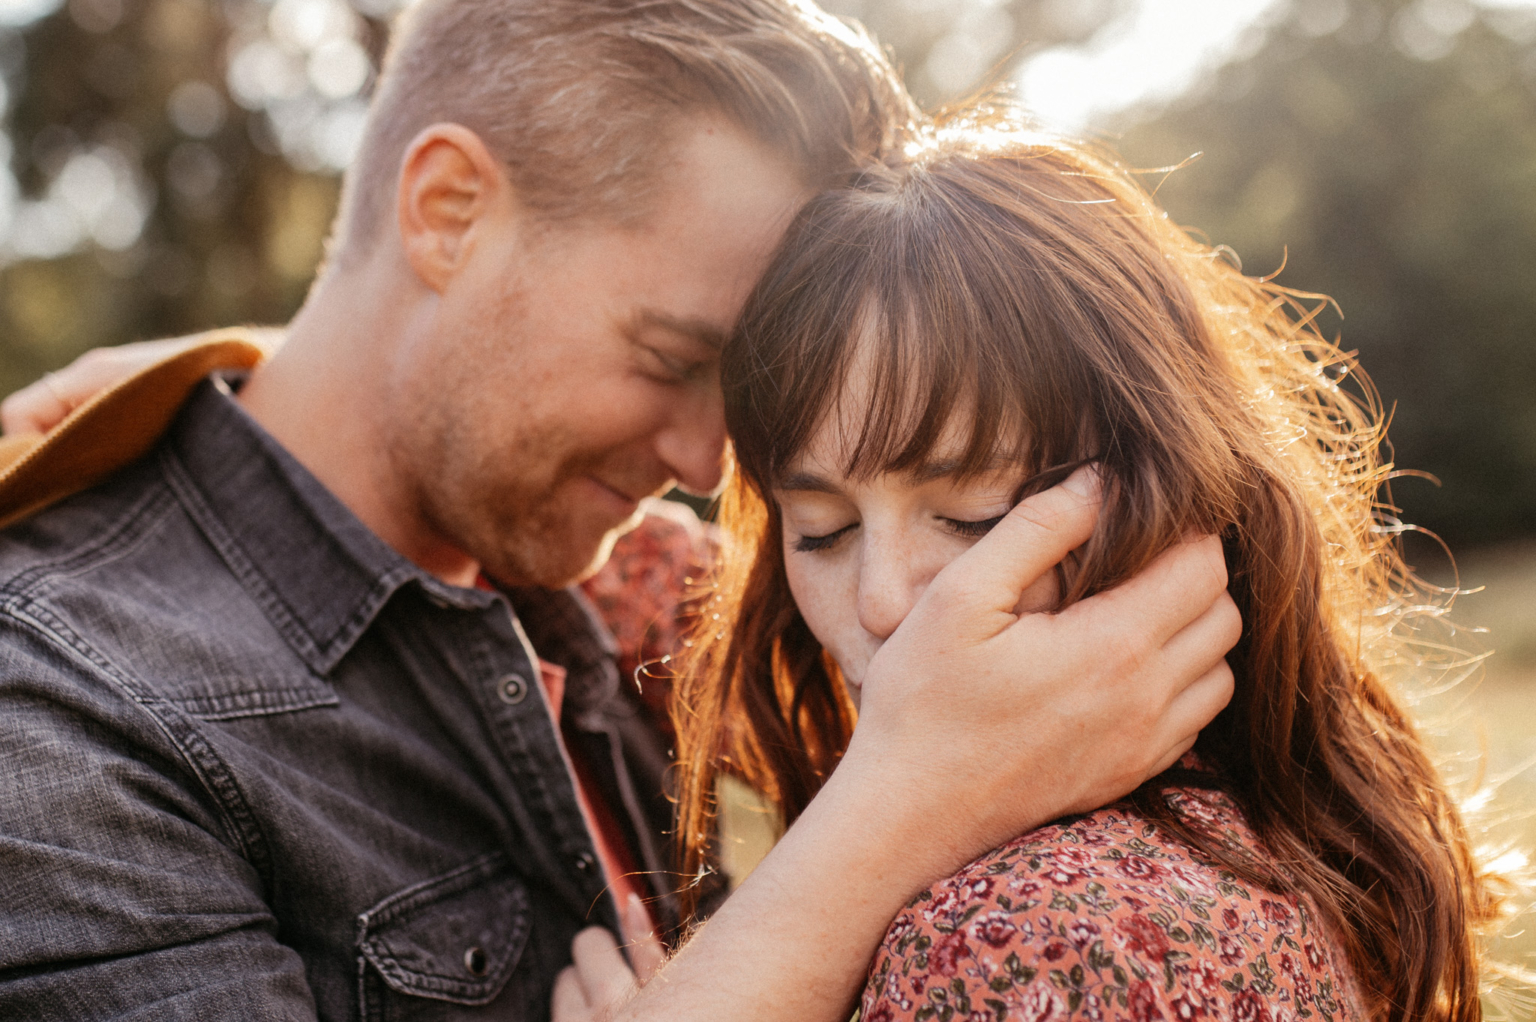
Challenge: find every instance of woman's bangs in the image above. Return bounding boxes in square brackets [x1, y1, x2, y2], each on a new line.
[819, 294, 1033, 483]
[725, 151, 1112, 497]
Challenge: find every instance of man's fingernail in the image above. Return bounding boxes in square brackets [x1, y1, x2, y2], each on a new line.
[1062, 464, 1101, 499]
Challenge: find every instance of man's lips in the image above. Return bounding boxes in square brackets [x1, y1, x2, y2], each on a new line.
[585, 475, 645, 517]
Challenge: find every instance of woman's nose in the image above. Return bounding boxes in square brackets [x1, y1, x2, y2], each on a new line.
[855, 544, 927, 643]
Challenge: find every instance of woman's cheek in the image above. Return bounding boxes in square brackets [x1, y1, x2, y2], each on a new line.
[783, 549, 856, 675]
[781, 548, 825, 638]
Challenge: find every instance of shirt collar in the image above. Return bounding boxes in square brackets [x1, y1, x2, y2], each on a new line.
[502, 584, 622, 722]
[162, 375, 496, 675]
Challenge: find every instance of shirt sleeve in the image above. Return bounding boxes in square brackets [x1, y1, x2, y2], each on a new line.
[0, 619, 319, 1021]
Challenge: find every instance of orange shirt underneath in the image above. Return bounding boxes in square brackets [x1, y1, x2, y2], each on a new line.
[474, 574, 654, 937]
[534, 658, 654, 939]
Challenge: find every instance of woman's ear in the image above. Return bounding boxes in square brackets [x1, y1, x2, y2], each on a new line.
[395, 123, 512, 293]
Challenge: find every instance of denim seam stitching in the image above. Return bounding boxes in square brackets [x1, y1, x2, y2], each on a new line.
[0, 484, 179, 601]
[356, 850, 529, 1004]
[0, 472, 338, 720]
[0, 599, 276, 893]
[172, 686, 340, 721]
[159, 446, 414, 675]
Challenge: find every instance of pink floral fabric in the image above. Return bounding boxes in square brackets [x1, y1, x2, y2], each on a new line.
[862, 784, 1367, 1022]
[579, 506, 714, 723]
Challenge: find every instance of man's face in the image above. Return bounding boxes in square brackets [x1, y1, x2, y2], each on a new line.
[389, 116, 810, 587]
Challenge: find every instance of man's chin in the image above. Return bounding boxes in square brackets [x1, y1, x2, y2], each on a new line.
[483, 517, 634, 590]
[564, 526, 627, 585]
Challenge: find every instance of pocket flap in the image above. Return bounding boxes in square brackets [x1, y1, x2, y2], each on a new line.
[357, 852, 530, 1005]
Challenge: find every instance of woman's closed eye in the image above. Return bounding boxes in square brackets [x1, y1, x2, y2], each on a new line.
[791, 512, 1005, 553]
[941, 513, 1006, 538]
[792, 523, 856, 553]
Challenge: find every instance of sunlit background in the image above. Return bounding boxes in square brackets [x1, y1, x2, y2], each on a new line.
[1, 0, 1534, 998]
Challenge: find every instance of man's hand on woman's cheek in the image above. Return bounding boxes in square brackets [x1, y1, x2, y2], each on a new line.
[843, 466, 1241, 878]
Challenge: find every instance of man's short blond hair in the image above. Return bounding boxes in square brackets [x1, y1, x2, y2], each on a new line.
[333, 0, 916, 259]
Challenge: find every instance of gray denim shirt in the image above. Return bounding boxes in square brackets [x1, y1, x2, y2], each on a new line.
[0, 377, 630, 1020]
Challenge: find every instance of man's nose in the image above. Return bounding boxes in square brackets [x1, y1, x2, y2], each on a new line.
[652, 385, 727, 495]
[855, 542, 926, 643]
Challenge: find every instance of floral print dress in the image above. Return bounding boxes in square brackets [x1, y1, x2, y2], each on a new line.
[862, 782, 1369, 1022]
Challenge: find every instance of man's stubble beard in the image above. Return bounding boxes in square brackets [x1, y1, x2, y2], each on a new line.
[474, 479, 630, 589]
[395, 408, 632, 590]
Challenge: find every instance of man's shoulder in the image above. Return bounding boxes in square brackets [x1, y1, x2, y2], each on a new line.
[0, 447, 314, 711]
[0, 447, 173, 593]
[0, 332, 266, 532]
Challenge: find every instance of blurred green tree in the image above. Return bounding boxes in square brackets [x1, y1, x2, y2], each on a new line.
[3, 0, 1533, 548]
[0, 0, 1116, 397]
[0, 0, 393, 394]
[1115, 0, 1536, 548]
[821, 0, 1129, 107]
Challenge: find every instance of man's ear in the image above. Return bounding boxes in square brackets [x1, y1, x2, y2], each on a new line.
[396, 123, 511, 293]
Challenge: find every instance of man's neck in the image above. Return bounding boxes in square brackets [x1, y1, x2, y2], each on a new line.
[236, 267, 483, 589]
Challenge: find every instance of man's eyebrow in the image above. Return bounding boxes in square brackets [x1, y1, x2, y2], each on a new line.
[775, 471, 840, 494]
[636, 311, 728, 350]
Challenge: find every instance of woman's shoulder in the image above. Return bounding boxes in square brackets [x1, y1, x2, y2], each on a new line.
[862, 786, 1367, 1022]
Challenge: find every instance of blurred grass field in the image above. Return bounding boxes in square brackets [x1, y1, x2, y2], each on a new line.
[1415, 541, 1536, 1010]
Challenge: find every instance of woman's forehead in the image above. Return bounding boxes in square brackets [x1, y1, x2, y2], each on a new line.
[767, 319, 1036, 486]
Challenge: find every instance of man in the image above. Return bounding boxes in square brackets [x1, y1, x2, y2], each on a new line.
[0, 0, 1240, 1019]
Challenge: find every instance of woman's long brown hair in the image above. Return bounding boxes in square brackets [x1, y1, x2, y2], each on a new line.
[672, 115, 1497, 1022]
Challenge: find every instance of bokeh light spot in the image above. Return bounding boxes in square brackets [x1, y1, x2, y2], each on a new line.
[168, 80, 227, 138]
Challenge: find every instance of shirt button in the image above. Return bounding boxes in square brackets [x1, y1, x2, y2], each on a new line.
[497, 673, 529, 705]
[574, 851, 596, 874]
[463, 946, 489, 977]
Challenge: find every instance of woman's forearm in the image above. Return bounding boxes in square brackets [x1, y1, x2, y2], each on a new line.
[616, 754, 944, 1021]
[615, 530, 1240, 1022]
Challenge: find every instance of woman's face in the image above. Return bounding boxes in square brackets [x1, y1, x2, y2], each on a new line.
[774, 391, 1060, 708]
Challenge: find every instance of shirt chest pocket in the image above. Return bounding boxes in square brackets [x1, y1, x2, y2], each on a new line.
[357, 852, 531, 1020]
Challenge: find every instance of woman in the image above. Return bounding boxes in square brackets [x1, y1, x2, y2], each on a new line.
[669, 116, 1496, 1022]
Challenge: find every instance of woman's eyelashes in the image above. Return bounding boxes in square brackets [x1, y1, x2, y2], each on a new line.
[792, 523, 855, 553]
[942, 513, 1007, 538]
[789, 512, 1007, 553]
[641, 345, 704, 383]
